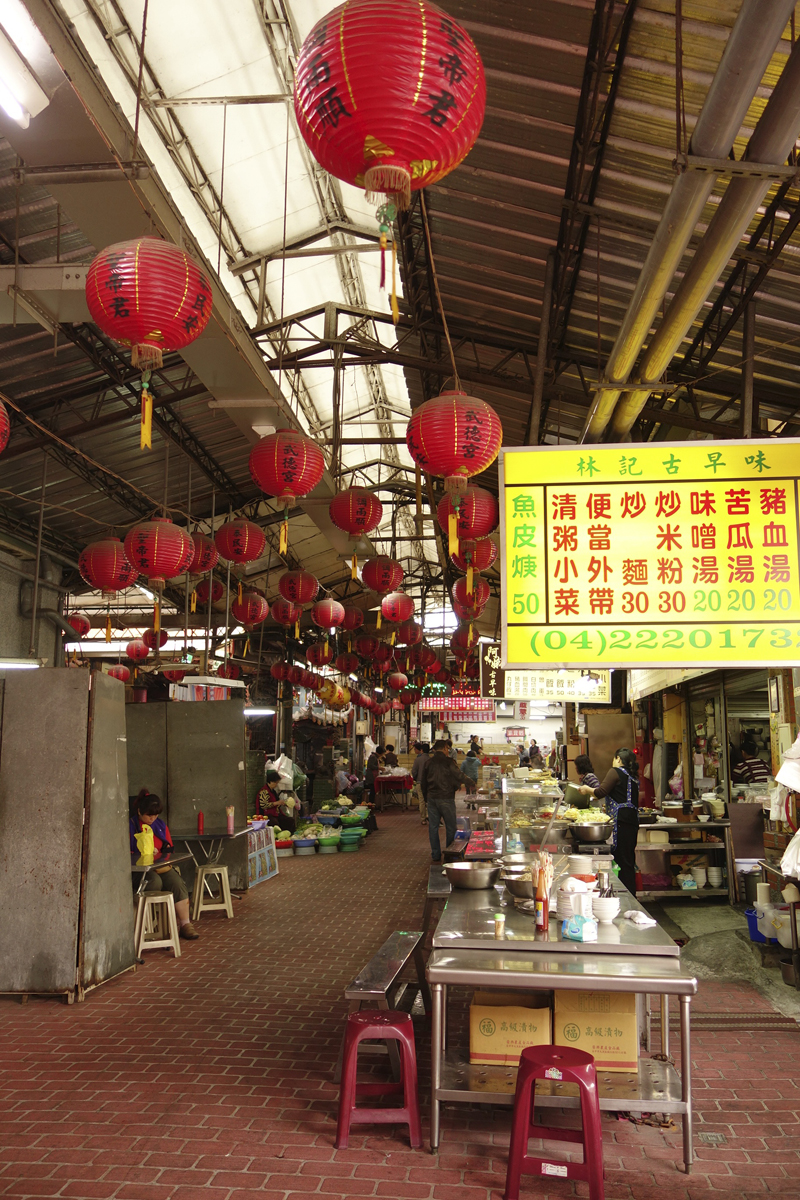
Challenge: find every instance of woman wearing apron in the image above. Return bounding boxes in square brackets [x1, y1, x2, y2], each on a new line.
[579, 747, 640, 894]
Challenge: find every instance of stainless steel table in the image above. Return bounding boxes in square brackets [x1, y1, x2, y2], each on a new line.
[427, 947, 697, 1170]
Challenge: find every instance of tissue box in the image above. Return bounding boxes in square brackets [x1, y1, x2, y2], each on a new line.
[553, 991, 638, 1072]
[469, 990, 552, 1065]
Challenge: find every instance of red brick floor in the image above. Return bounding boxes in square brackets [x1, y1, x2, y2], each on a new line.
[1, 810, 798, 1200]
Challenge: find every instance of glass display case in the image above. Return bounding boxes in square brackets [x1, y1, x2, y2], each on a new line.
[500, 774, 564, 853]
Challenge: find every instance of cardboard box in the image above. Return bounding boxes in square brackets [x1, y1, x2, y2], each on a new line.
[553, 991, 638, 1072]
[469, 990, 552, 1065]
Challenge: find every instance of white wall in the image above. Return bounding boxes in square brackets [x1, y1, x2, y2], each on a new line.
[444, 715, 563, 751]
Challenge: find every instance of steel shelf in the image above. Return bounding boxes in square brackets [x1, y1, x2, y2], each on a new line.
[636, 842, 727, 850]
[637, 887, 729, 899]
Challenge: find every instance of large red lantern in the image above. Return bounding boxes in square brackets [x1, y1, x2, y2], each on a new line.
[399, 688, 420, 707]
[452, 538, 497, 575]
[465, 658, 479, 679]
[124, 518, 193, 588]
[300, 669, 316, 688]
[249, 429, 325, 554]
[451, 625, 479, 658]
[342, 606, 365, 633]
[454, 576, 490, 613]
[187, 532, 219, 575]
[381, 591, 414, 623]
[335, 651, 360, 674]
[271, 663, 291, 681]
[231, 591, 270, 626]
[294, 1, 485, 213]
[437, 486, 498, 558]
[215, 520, 266, 564]
[278, 570, 319, 605]
[387, 671, 408, 692]
[355, 634, 379, 657]
[413, 644, 438, 670]
[396, 620, 422, 646]
[287, 665, 305, 685]
[142, 628, 168, 651]
[108, 664, 130, 683]
[311, 598, 345, 630]
[407, 391, 502, 490]
[271, 597, 303, 628]
[329, 487, 383, 577]
[79, 537, 138, 596]
[163, 669, 186, 683]
[86, 237, 212, 369]
[0, 399, 9, 455]
[428, 657, 444, 676]
[65, 612, 91, 640]
[361, 556, 403, 595]
[373, 641, 392, 664]
[196, 578, 225, 605]
[127, 639, 149, 662]
[307, 640, 334, 667]
[217, 662, 241, 680]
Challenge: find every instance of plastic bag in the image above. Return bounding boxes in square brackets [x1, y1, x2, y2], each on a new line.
[134, 826, 155, 861]
[667, 763, 684, 799]
[268, 754, 296, 793]
[780, 828, 800, 879]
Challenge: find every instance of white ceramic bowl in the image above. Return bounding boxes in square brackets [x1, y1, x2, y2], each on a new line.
[698, 814, 710, 823]
[591, 896, 620, 925]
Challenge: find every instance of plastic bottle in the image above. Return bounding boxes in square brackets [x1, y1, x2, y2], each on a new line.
[197, 811, 204, 835]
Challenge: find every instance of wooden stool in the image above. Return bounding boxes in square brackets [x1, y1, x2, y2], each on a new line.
[504, 1045, 604, 1200]
[134, 893, 181, 958]
[191, 864, 234, 921]
[335, 1011, 422, 1150]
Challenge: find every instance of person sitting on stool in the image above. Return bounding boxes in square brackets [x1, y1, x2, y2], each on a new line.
[419, 740, 476, 863]
[130, 789, 199, 940]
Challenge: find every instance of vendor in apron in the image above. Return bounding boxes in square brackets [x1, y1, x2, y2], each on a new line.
[256, 770, 297, 832]
[579, 747, 640, 894]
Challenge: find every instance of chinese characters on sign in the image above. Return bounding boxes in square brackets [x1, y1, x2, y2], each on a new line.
[501, 440, 800, 668]
[480, 644, 611, 701]
[418, 696, 495, 722]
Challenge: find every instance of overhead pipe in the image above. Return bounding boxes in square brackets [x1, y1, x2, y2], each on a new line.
[581, 0, 796, 442]
[610, 34, 800, 438]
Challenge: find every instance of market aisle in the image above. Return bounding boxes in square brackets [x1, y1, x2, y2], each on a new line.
[0, 811, 798, 1200]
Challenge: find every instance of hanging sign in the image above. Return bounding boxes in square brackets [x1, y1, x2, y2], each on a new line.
[418, 696, 495, 722]
[501, 440, 800, 668]
[480, 643, 611, 701]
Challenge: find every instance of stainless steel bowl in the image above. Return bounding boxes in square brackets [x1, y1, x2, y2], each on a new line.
[444, 862, 501, 890]
[780, 957, 798, 987]
[569, 822, 613, 843]
[503, 876, 534, 899]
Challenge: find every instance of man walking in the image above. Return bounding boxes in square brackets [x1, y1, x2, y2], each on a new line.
[420, 740, 476, 863]
[411, 740, 430, 824]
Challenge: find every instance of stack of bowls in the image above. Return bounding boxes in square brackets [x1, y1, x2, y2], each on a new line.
[691, 866, 707, 888]
[591, 895, 620, 925]
[556, 891, 575, 921]
[339, 828, 365, 853]
[707, 866, 723, 888]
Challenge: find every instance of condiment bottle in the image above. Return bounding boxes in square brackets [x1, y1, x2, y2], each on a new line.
[535, 870, 549, 931]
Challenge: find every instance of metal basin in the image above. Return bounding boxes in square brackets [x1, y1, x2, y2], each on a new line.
[503, 875, 534, 899]
[444, 862, 501, 890]
[569, 822, 613, 843]
[780, 957, 799, 987]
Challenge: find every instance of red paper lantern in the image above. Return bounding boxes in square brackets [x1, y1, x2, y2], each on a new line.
[124, 517, 193, 588]
[454, 577, 490, 612]
[335, 652, 360, 674]
[108, 664, 130, 683]
[231, 591, 270, 626]
[438, 667, 452, 684]
[451, 625, 479, 658]
[163, 669, 186, 683]
[187, 532, 219, 575]
[361, 556, 403, 594]
[85, 236, 212, 369]
[342, 606, 365, 632]
[142, 628, 168, 650]
[413, 644, 439, 670]
[278, 570, 319, 605]
[0, 398, 10, 455]
[79, 537, 138, 596]
[452, 538, 497, 575]
[465, 659, 479, 679]
[249, 429, 325, 504]
[373, 642, 392, 663]
[196, 578, 225, 605]
[399, 688, 420, 707]
[217, 662, 241, 680]
[271, 663, 291, 681]
[396, 620, 422, 646]
[381, 591, 414, 623]
[294, 0, 485, 210]
[428, 657, 444, 675]
[437, 488, 499, 541]
[355, 634, 379, 657]
[65, 612, 91, 639]
[271, 597, 303, 627]
[407, 391, 502, 491]
[215, 520, 266, 564]
[311, 598, 345, 629]
[127, 639, 149, 662]
[329, 487, 383, 536]
[387, 671, 408, 691]
[307, 640, 334, 667]
[287, 665, 305, 684]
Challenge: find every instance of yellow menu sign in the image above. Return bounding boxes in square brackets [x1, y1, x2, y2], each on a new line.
[500, 440, 800, 668]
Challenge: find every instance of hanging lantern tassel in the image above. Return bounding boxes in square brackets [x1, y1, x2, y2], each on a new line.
[376, 611, 382, 630]
[140, 374, 153, 450]
[448, 510, 459, 558]
[379, 227, 387, 289]
[466, 561, 474, 597]
[279, 508, 289, 556]
[391, 237, 399, 325]
[105, 612, 112, 643]
[244, 636, 250, 657]
[237, 579, 243, 604]
[294, 619, 300, 639]
[190, 590, 197, 614]
[351, 552, 358, 581]
[153, 596, 161, 634]
[390, 630, 396, 646]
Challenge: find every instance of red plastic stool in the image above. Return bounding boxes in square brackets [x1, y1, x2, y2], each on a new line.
[504, 1045, 604, 1200]
[335, 1010, 422, 1149]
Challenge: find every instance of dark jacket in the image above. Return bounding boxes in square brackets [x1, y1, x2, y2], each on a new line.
[420, 752, 473, 802]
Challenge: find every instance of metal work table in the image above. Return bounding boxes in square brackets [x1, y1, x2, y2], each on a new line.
[427, 947, 697, 1170]
[432, 876, 680, 957]
[422, 863, 452, 943]
[174, 827, 251, 866]
[130, 850, 193, 896]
